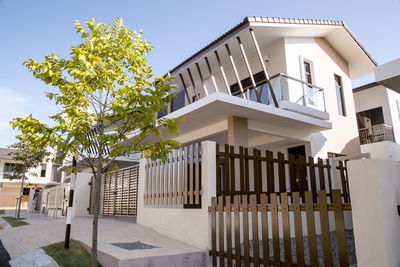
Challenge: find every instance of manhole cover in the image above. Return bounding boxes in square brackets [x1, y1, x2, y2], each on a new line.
[111, 241, 160, 250]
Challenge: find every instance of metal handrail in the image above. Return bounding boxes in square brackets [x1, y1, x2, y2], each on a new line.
[270, 73, 325, 92]
[359, 124, 395, 144]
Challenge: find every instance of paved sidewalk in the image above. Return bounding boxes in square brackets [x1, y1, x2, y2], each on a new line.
[0, 210, 206, 266]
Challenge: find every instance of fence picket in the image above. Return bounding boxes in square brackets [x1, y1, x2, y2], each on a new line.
[226, 196, 233, 267]
[293, 192, 305, 267]
[242, 195, 250, 267]
[270, 193, 280, 266]
[216, 144, 221, 196]
[224, 144, 230, 195]
[218, 196, 224, 267]
[184, 146, 188, 205]
[281, 193, 292, 265]
[230, 146, 236, 194]
[305, 191, 318, 266]
[332, 189, 349, 266]
[278, 152, 286, 193]
[211, 197, 217, 266]
[319, 190, 333, 267]
[239, 146, 245, 195]
[308, 156, 317, 203]
[260, 194, 270, 266]
[233, 195, 241, 266]
[250, 194, 260, 266]
[195, 143, 200, 205]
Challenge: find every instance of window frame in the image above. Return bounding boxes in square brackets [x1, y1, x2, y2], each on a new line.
[334, 74, 346, 116]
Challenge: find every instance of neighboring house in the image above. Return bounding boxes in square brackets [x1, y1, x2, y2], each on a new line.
[353, 80, 400, 161]
[138, 16, 375, 161]
[0, 147, 61, 209]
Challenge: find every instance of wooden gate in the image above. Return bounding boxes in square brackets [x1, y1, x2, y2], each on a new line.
[89, 165, 139, 216]
[209, 190, 353, 266]
[216, 144, 350, 204]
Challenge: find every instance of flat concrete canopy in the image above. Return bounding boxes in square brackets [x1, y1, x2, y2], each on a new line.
[126, 92, 331, 147]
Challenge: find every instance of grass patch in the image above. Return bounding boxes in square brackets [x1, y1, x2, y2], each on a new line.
[0, 210, 5, 215]
[43, 239, 101, 267]
[2, 216, 29, 227]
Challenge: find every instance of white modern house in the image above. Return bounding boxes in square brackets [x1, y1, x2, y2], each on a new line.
[141, 16, 375, 161]
[130, 16, 381, 266]
[353, 58, 400, 161]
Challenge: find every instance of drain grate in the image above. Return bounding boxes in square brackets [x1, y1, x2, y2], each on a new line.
[111, 241, 160, 251]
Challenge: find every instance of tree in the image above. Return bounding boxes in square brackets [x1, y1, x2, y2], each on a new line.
[11, 18, 181, 266]
[8, 135, 49, 219]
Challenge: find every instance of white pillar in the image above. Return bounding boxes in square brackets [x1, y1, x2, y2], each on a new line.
[347, 159, 400, 267]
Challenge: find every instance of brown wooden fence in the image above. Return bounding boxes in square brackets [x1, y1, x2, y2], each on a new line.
[144, 143, 202, 208]
[89, 165, 139, 216]
[216, 144, 350, 204]
[209, 190, 352, 267]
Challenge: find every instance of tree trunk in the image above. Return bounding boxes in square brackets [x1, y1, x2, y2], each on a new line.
[91, 123, 104, 266]
[17, 170, 26, 219]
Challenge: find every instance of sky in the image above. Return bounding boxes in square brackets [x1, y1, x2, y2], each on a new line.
[0, 0, 399, 147]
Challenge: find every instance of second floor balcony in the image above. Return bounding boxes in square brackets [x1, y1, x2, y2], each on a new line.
[160, 71, 328, 121]
[359, 124, 395, 145]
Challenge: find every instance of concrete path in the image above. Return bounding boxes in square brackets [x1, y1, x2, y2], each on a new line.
[0, 210, 206, 266]
[9, 249, 58, 267]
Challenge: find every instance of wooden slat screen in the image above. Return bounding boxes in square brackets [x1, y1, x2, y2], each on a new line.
[216, 144, 350, 203]
[144, 143, 202, 208]
[89, 165, 139, 216]
[209, 190, 352, 266]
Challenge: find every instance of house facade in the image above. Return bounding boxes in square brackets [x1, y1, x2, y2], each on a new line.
[148, 17, 375, 163]
[133, 16, 376, 255]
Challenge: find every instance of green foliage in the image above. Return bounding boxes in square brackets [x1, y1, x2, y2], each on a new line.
[2, 216, 29, 227]
[11, 17, 182, 172]
[43, 239, 101, 267]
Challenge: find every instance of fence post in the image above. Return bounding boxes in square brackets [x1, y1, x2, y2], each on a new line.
[347, 159, 400, 267]
[202, 141, 216, 254]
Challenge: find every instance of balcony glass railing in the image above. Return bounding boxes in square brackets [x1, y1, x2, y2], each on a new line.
[232, 73, 326, 112]
[359, 124, 395, 145]
[269, 73, 326, 112]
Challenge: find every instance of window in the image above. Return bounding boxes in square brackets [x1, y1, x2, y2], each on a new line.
[192, 93, 200, 103]
[328, 152, 346, 158]
[4, 163, 16, 178]
[304, 61, 313, 85]
[23, 188, 30, 196]
[229, 71, 269, 104]
[157, 105, 169, 119]
[171, 90, 185, 112]
[335, 75, 346, 116]
[356, 107, 384, 129]
[288, 145, 306, 159]
[40, 163, 47, 177]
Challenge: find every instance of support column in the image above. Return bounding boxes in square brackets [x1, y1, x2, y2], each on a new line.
[227, 116, 248, 147]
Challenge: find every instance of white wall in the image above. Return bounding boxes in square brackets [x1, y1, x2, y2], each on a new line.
[137, 141, 216, 250]
[347, 159, 400, 267]
[387, 89, 400, 142]
[360, 141, 400, 161]
[73, 172, 92, 217]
